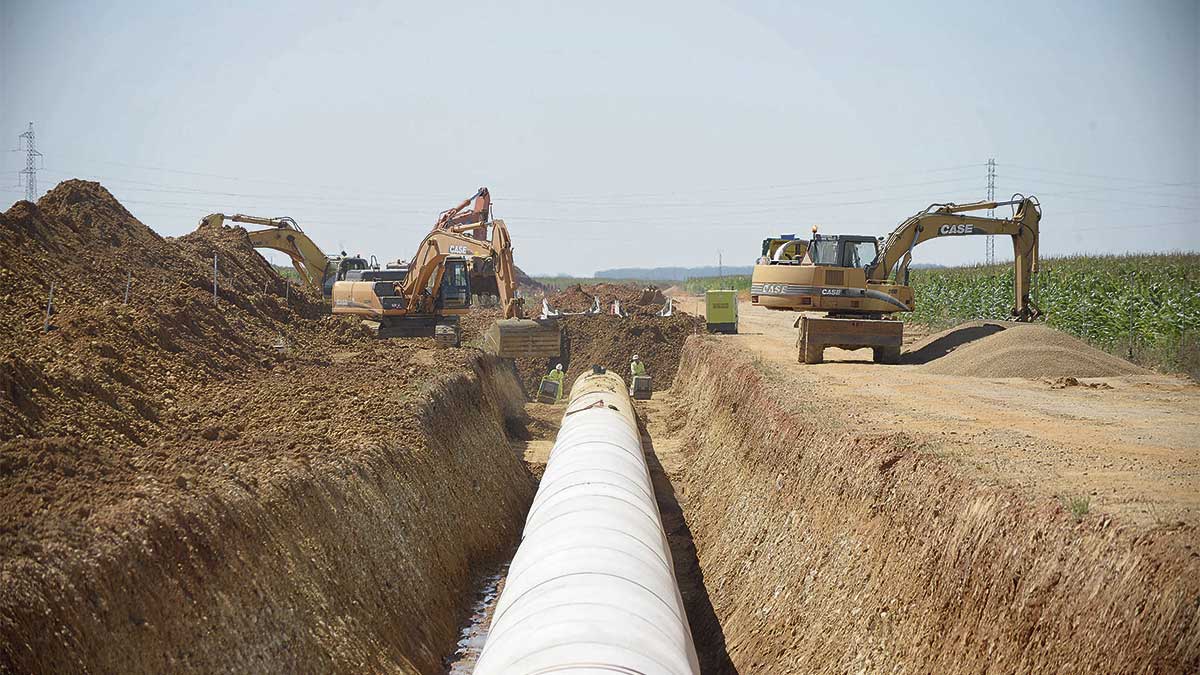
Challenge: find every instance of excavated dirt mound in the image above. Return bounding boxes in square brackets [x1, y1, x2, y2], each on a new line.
[467, 264, 543, 297]
[458, 305, 701, 397]
[0, 181, 360, 444]
[0, 182, 536, 673]
[508, 313, 702, 396]
[457, 306, 505, 346]
[547, 282, 667, 314]
[513, 265, 545, 294]
[908, 321, 1148, 378]
[1, 347, 534, 674]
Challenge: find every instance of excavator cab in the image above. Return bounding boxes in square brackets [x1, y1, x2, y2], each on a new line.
[807, 234, 880, 270]
[435, 257, 471, 310]
[338, 256, 372, 279]
[321, 255, 373, 297]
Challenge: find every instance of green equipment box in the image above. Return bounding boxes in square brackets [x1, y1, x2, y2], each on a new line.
[536, 377, 563, 403]
[705, 290, 738, 334]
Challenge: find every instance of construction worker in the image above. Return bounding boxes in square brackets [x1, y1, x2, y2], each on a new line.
[544, 363, 565, 402]
[630, 354, 647, 378]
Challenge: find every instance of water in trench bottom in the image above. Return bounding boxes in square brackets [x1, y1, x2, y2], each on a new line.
[444, 560, 511, 673]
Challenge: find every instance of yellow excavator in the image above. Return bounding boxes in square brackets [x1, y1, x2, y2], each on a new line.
[199, 213, 372, 297]
[330, 218, 561, 357]
[751, 196, 1041, 364]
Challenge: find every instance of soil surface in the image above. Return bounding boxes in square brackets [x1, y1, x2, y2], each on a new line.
[0, 183, 535, 674]
[468, 309, 703, 399]
[663, 335, 1198, 672]
[911, 320, 1150, 377]
[636, 397, 735, 673]
[695, 299, 1200, 527]
[544, 282, 668, 314]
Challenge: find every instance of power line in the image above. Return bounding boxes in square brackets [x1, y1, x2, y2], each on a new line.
[1000, 172, 1199, 202]
[1065, 219, 1198, 233]
[37, 165, 985, 217]
[1004, 163, 1200, 188]
[1029, 191, 1197, 210]
[500, 175, 983, 209]
[48, 155, 982, 202]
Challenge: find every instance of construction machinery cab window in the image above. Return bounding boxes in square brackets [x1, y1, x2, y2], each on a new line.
[437, 258, 470, 309]
[809, 236, 879, 269]
[338, 257, 371, 280]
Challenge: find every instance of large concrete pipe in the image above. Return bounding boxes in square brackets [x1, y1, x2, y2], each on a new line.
[473, 369, 700, 674]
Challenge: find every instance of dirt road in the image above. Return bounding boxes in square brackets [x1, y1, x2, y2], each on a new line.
[693, 297, 1200, 527]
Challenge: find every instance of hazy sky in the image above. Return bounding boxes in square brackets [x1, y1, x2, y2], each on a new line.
[2, 1, 1197, 275]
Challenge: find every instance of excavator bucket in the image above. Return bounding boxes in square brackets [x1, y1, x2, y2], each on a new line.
[483, 318, 561, 358]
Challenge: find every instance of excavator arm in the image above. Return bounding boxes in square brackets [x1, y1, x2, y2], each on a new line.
[867, 196, 1041, 320]
[436, 187, 492, 239]
[200, 213, 332, 290]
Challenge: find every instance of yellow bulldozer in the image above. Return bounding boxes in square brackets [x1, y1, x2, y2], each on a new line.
[751, 196, 1041, 364]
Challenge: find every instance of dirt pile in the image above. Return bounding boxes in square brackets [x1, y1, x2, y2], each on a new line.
[907, 321, 1148, 378]
[457, 306, 504, 346]
[508, 313, 702, 395]
[1, 182, 537, 673]
[0, 181, 356, 444]
[558, 313, 699, 384]
[1, 348, 535, 674]
[513, 265, 545, 293]
[667, 336, 1199, 673]
[547, 282, 667, 314]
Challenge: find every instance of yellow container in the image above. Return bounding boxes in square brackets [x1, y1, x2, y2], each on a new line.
[705, 290, 738, 334]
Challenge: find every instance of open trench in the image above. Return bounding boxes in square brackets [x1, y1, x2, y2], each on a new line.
[444, 393, 737, 673]
[6, 335, 1197, 674]
[446, 335, 1197, 674]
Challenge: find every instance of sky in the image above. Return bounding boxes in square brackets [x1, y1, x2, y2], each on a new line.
[1, 0, 1197, 276]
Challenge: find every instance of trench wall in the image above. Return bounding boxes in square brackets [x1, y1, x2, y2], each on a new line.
[672, 336, 1199, 673]
[1, 355, 534, 674]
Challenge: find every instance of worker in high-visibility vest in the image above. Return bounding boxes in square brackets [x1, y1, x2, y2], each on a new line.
[544, 363, 565, 401]
[630, 354, 647, 378]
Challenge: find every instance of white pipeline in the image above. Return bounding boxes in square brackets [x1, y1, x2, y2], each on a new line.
[473, 370, 699, 675]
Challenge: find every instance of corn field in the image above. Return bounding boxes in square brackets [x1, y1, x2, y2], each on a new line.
[682, 275, 752, 294]
[907, 254, 1200, 377]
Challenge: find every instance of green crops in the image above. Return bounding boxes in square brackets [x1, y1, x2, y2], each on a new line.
[682, 275, 751, 294]
[906, 254, 1200, 376]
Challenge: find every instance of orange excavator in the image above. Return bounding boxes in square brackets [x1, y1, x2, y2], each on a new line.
[330, 217, 560, 357]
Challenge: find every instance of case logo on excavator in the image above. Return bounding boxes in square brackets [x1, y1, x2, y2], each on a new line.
[448, 245, 470, 255]
[939, 223, 975, 235]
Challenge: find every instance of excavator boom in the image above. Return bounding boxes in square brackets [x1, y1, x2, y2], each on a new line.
[868, 196, 1041, 320]
[200, 213, 370, 298]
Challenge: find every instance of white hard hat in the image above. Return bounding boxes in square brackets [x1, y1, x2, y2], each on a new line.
[632, 354, 639, 360]
[555, 363, 563, 370]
